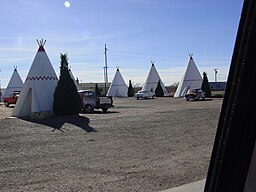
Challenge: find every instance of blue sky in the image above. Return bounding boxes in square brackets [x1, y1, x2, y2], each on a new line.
[0, 0, 244, 88]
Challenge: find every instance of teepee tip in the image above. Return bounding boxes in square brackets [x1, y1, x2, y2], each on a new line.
[188, 53, 193, 60]
[36, 39, 46, 52]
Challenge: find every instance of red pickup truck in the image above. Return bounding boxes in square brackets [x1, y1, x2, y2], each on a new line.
[3, 91, 20, 107]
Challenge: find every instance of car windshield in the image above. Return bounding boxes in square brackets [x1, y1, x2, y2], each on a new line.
[188, 89, 202, 93]
[187, 89, 196, 94]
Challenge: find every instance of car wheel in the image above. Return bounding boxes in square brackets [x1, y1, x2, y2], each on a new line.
[84, 104, 94, 113]
[4, 102, 9, 107]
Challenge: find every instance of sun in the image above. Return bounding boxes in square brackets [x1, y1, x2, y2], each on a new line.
[64, 1, 71, 8]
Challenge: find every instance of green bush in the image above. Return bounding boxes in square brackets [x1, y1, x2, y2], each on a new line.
[155, 80, 164, 97]
[201, 72, 211, 97]
[53, 53, 81, 116]
[95, 83, 101, 96]
[127, 80, 135, 97]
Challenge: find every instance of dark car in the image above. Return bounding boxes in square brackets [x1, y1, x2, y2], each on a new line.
[78, 90, 114, 113]
[185, 88, 205, 101]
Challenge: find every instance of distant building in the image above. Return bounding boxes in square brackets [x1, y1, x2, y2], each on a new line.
[165, 86, 177, 96]
[209, 82, 227, 91]
[80, 82, 111, 95]
[79, 83, 174, 96]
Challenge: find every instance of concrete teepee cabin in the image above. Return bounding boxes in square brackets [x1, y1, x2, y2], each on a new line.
[141, 61, 168, 96]
[2, 67, 23, 99]
[69, 68, 81, 91]
[107, 68, 128, 97]
[12, 39, 58, 119]
[174, 55, 203, 97]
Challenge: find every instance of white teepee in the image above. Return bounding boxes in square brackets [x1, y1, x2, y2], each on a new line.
[107, 68, 128, 97]
[174, 55, 203, 97]
[141, 62, 168, 96]
[2, 67, 23, 99]
[69, 69, 81, 91]
[13, 39, 58, 118]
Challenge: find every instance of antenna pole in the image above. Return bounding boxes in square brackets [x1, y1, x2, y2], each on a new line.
[105, 44, 108, 83]
[213, 69, 218, 82]
[104, 44, 108, 95]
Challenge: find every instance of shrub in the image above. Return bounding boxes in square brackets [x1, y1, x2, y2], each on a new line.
[95, 83, 101, 96]
[201, 72, 211, 97]
[53, 53, 81, 116]
[127, 80, 135, 97]
[155, 80, 164, 97]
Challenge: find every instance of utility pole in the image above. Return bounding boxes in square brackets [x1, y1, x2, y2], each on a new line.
[213, 69, 218, 82]
[104, 44, 108, 95]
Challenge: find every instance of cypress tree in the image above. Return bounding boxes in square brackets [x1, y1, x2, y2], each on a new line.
[53, 53, 81, 116]
[201, 72, 211, 97]
[95, 83, 101, 96]
[155, 80, 164, 97]
[127, 80, 135, 97]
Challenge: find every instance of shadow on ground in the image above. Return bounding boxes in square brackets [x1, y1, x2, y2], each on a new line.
[186, 98, 213, 102]
[80, 110, 119, 114]
[5, 105, 15, 108]
[20, 115, 96, 133]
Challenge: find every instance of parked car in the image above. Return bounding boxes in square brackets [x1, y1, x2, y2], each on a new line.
[185, 88, 205, 101]
[78, 90, 114, 113]
[136, 90, 155, 99]
[3, 91, 20, 107]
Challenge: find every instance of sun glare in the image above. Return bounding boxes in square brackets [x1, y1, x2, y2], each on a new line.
[64, 1, 71, 8]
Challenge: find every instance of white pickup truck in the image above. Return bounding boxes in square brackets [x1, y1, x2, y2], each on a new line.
[78, 90, 114, 113]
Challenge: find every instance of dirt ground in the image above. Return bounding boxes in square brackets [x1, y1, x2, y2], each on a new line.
[0, 97, 223, 192]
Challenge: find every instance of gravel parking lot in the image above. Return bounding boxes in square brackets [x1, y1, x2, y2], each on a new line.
[0, 97, 223, 192]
